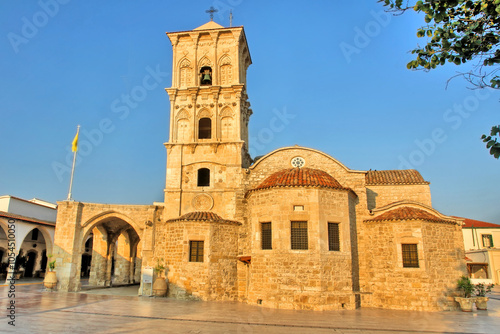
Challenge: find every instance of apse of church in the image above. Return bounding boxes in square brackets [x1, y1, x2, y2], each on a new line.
[51, 19, 467, 312]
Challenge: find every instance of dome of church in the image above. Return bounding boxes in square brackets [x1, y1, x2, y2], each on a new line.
[252, 167, 348, 192]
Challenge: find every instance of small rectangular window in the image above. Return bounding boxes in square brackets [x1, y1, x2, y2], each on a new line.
[293, 205, 304, 211]
[402, 244, 419, 268]
[261, 222, 272, 250]
[31, 229, 39, 241]
[291, 221, 308, 250]
[482, 234, 494, 248]
[189, 241, 204, 262]
[328, 223, 340, 251]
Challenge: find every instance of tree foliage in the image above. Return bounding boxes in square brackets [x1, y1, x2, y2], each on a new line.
[481, 125, 500, 157]
[381, 0, 500, 158]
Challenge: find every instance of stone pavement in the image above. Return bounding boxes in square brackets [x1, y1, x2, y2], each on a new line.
[1, 281, 499, 334]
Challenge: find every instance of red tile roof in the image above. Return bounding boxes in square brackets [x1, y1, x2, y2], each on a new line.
[0, 211, 56, 226]
[251, 167, 348, 192]
[166, 211, 240, 225]
[456, 217, 500, 228]
[366, 170, 429, 185]
[365, 207, 456, 224]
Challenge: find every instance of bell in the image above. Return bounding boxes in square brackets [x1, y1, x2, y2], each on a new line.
[202, 73, 211, 83]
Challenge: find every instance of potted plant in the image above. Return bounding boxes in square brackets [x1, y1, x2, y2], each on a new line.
[152, 258, 168, 297]
[43, 256, 57, 289]
[474, 283, 494, 310]
[454, 276, 476, 312]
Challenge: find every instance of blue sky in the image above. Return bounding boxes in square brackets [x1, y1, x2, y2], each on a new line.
[1, 1, 498, 223]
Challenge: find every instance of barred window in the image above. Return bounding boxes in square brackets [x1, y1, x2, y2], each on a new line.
[328, 223, 340, 251]
[402, 244, 419, 268]
[261, 222, 272, 250]
[482, 234, 494, 248]
[291, 221, 308, 250]
[189, 241, 204, 262]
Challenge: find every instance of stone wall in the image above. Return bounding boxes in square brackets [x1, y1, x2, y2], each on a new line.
[359, 220, 466, 311]
[244, 187, 357, 310]
[366, 184, 432, 210]
[155, 219, 240, 301]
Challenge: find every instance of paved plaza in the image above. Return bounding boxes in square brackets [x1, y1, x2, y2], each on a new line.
[1, 280, 499, 333]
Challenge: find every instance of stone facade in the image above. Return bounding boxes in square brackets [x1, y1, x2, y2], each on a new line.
[52, 20, 467, 312]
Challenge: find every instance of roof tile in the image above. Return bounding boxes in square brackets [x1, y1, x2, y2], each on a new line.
[365, 207, 456, 224]
[455, 217, 500, 228]
[166, 211, 240, 225]
[251, 167, 348, 192]
[366, 170, 429, 186]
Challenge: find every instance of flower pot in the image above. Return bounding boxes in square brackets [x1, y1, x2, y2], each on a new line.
[152, 278, 168, 297]
[475, 296, 489, 310]
[44, 271, 57, 289]
[454, 297, 476, 312]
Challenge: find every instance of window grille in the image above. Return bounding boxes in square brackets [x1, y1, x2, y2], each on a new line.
[328, 223, 340, 251]
[261, 222, 272, 250]
[291, 221, 308, 250]
[482, 234, 494, 248]
[189, 241, 204, 262]
[402, 244, 419, 268]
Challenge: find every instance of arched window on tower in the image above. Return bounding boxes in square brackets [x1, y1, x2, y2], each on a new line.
[179, 58, 192, 87]
[200, 66, 212, 85]
[197, 168, 210, 187]
[198, 118, 211, 139]
[220, 64, 232, 85]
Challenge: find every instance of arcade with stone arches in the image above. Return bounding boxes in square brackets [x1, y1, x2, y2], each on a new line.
[52, 203, 155, 292]
[0, 215, 54, 280]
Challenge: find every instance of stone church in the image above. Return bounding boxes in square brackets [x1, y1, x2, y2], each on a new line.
[53, 20, 466, 311]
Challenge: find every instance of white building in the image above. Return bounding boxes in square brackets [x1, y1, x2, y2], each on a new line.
[460, 217, 500, 285]
[0, 195, 56, 279]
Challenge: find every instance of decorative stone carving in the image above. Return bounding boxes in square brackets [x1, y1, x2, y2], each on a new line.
[192, 193, 214, 211]
[176, 109, 189, 121]
[198, 108, 212, 118]
[219, 107, 234, 118]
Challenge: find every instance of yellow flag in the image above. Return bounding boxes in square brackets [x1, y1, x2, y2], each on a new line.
[71, 131, 79, 152]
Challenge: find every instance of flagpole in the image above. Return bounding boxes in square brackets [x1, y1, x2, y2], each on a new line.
[67, 125, 80, 201]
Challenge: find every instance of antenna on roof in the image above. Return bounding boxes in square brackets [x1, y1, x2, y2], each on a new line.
[230, 10, 233, 27]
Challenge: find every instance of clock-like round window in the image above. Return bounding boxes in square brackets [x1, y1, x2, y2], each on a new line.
[291, 157, 305, 168]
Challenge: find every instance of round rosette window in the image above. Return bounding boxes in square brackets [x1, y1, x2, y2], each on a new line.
[291, 156, 305, 168]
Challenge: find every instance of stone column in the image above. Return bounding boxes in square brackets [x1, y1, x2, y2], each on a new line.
[88, 226, 108, 286]
[113, 231, 131, 284]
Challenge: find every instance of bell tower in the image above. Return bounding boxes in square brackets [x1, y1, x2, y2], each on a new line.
[163, 20, 252, 219]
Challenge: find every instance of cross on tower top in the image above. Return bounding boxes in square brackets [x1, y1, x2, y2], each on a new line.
[205, 6, 218, 21]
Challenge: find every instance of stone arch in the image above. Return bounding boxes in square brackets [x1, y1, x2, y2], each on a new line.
[197, 108, 212, 119]
[219, 106, 234, 118]
[176, 109, 190, 121]
[17, 225, 52, 278]
[82, 211, 142, 238]
[80, 212, 142, 288]
[219, 54, 231, 66]
[198, 56, 212, 68]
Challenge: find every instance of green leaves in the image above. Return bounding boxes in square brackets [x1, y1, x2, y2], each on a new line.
[381, 0, 500, 159]
[481, 126, 500, 159]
